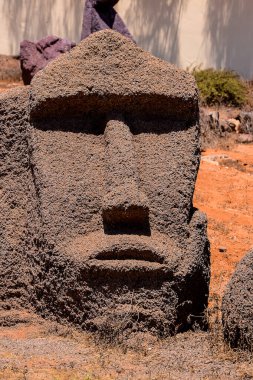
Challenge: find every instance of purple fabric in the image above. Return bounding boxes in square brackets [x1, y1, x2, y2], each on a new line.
[20, 36, 76, 85]
[81, 0, 134, 42]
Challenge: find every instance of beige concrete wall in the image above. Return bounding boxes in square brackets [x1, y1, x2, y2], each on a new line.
[0, 0, 84, 55]
[1, 0, 253, 79]
[116, 0, 253, 80]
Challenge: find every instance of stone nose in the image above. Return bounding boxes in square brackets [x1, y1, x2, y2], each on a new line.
[102, 118, 149, 231]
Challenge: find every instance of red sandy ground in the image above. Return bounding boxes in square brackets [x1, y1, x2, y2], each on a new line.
[194, 144, 253, 300]
[0, 80, 22, 93]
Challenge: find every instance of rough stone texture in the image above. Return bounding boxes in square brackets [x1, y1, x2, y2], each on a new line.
[0, 87, 35, 310]
[81, 0, 134, 41]
[30, 31, 198, 122]
[102, 119, 149, 230]
[236, 133, 253, 144]
[20, 35, 76, 85]
[239, 111, 253, 134]
[1, 30, 210, 336]
[222, 249, 253, 350]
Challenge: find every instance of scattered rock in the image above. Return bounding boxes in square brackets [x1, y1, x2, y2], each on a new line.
[239, 112, 253, 134]
[222, 249, 253, 350]
[236, 133, 253, 144]
[227, 118, 241, 133]
[20, 35, 76, 85]
[220, 119, 230, 133]
[201, 154, 228, 165]
[219, 247, 227, 253]
[208, 111, 220, 130]
[200, 109, 223, 149]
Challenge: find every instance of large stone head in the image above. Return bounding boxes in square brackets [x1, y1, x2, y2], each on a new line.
[1, 31, 209, 336]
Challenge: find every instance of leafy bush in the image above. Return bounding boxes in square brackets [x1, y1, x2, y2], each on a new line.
[193, 68, 247, 107]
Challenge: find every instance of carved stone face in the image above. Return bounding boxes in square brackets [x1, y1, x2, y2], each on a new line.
[28, 31, 209, 336]
[31, 115, 197, 257]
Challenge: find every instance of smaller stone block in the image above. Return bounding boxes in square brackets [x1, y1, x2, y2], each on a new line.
[222, 249, 253, 350]
[20, 35, 76, 85]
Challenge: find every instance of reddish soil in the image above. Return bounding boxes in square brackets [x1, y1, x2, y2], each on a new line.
[0, 310, 252, 380]
[0, 80, 22, 93]
[0, 56, 21, 83]
[194, 144, 253, 300]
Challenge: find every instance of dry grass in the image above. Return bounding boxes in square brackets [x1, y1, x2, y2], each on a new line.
[0, 307, 252, 380]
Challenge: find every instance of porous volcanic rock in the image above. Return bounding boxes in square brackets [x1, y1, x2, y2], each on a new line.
[240, 111, 253, 134]
[30, 30, 198, 121]
[0, 87, 34, 310]
[20, 35, 75, 85]
[222, 249, 253, 350]
[1, 30, 210, 337]
[81, 0, 134, 41]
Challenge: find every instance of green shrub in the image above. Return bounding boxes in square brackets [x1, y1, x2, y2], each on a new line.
[192, 68, 247, 107]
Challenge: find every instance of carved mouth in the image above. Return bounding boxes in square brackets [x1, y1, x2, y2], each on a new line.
[87, 246, 167, 275]
[93, 247, 165, 264]
[62, 231, 177, 274]
[86, 243, 169, 277]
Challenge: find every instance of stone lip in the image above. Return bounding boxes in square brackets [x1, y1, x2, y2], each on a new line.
[56, 230, 185, 277]
[60, 231, 178, 265]
[54, 224, 208, 280]
[30, 30, 198, 121]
